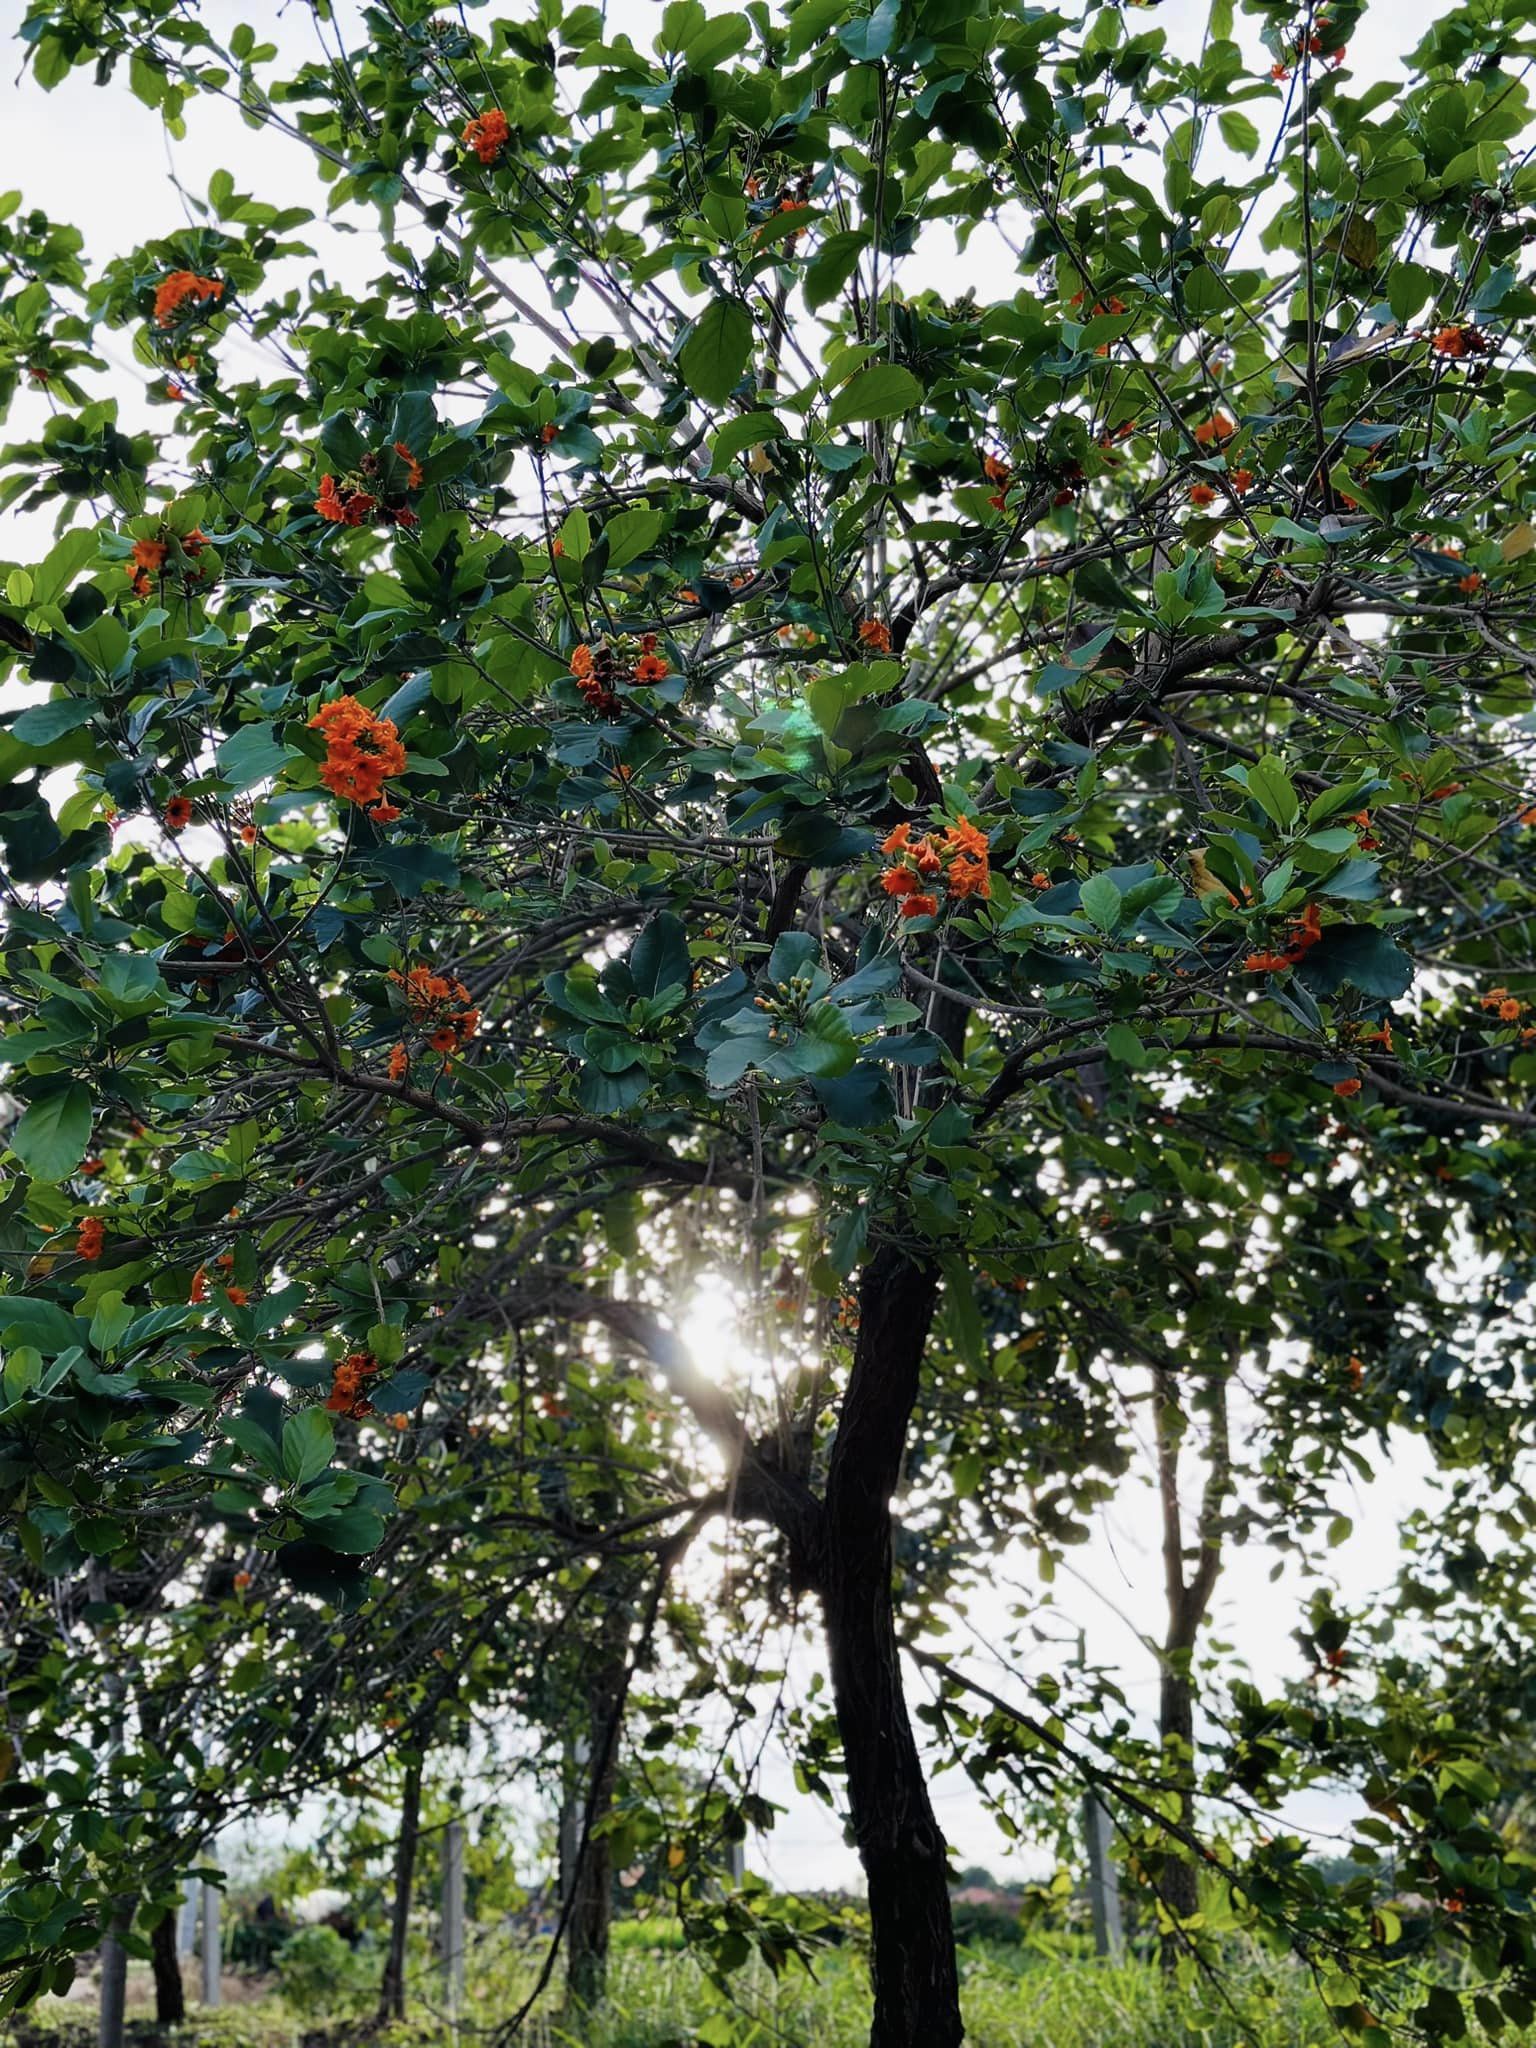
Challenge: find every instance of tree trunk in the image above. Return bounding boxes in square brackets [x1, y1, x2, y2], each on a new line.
[1152, 1368, 1230, 1967]
[150, 1906, 186, 2024]
[378, 1755, 423, 2023]
[563, 1605, 628, 2017]
[821, 1244, 962, 2048]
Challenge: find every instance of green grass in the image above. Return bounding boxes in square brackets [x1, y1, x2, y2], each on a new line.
[0, 1942, 1352, 2048]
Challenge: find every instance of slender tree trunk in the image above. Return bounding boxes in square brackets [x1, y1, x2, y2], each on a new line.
[150, 1906, 186, 2024]
[821, 1244, 962, 2048]
[378, 1755, 423, 2023]
[562, 1591, 631, 2017]
[1153, 1368, 1230, 1966]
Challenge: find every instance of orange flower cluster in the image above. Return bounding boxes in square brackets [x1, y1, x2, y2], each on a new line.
[1431, 325, 1494, 359]
[1194, 413, 1236, 447]
[1189, 482, 1218, 508]
[1333, 1077, 1362, 1098]
[326, 1350, 381, 1419]
[189, 1265, 208, 1304]
[857, 618, 893, 653]
[153, 270, 224, 326]
[1243, 901, 1322, 974]
[1480, 985, 1528, 1023]
[462, 107, 510, 164]
[389, 964, 480, 1057]
[388, 1042, 409, 1081]
[879, 817, 991, 921]
[128, 524, 209, 598]
[315, 474, 379, 527]
[76, 1216, 105, 1261]
[1230, 467, 1255, 494]
[309, 696, 408, 817]
[571, 641, 621, 716]
[634, 632, 669, 683]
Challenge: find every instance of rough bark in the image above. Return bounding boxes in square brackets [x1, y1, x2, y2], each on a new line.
[149, 1907, 186, 2025]
[562, 1604, 629, 2020]
[378, 1754, 423, 2023]
[821, 1243, 962, 2048]
[1153, 1368, 1231, 1965]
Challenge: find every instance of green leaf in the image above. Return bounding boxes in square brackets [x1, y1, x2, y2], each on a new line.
[10, 701, 95, 747]
[1247, 755, 1299, 829]
[708, 412, 784, 473]
[803, 233, 866, 311]
[1079, 875, 1123, 933]
[282, 1406, 335, 1486]
[1218, 110, 1259, 155]
[1105, 1021, 1151, 1068]
[306, 1505, 386, 1554]
[790, 1005, 857, 1078]
[679, 298, 753, 406]
[838, 0, 900, 61]
[827, 364, 923, 430]
[216, 722, 291, 792]
[630, 913, 692, 997]
[1295, 924, 1414, 1001]
[10, 1083, 91, 1181]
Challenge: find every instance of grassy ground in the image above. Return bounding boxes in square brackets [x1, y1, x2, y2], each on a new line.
[0, 1938, 1358, 2048]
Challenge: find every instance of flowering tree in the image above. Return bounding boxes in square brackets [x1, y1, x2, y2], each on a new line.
[5, 0, 1536, 2040]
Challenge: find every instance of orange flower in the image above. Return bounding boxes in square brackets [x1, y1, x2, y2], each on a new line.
[1193, 413, 1236, 446]
[370, 799, 401, 823]
[189, 1266, 208, 1304]
[1458, 571, 1482, 595]
[947, 857, 990, 900]
[634, 652, 670, 682]
[900, 893, 940, 920]
[1189, 482, 1218, 508]
[857, 618, 893, 653]
[309, 695, 408, 808]
[79, 1156, 103, 1178]
[1244, 950, 1293, 973]
[132, 537, 169, 573]
[76, 1217, 105, 1261]
[153, 270, 224, 326]
[570, 644, 595, 680]
[1498, 997, 1525, 1021]
[1030, 871, 1050, 888]
[240, 824, 258, 845]
[540, 423, 558, 444]
[1333, 1078, 1362, 1098]
[233, 1571, 252, 1593]
[388, 1042, 409, 1081]
[393, 441, 423, 488]
[1346, 809, 1378, 850]
[326, 1349, 380, 1418]
[982, 454, 1011, 485]
[880, 823, 912, 854]
[943, 816, 989, 860]
[1270, 61, 1289, 78]
[551, 538, 565, 556]
[1431, 326, 1468, 358]
[462, 107, 510, 165]
[881, 865, 918, 897]
[164, 796, 194, 833]
[429, 1025, 459, 1054]
[225, 1284, 250, 1307]
[315, 474, 377, 526]
[1230, 467, 1255, 494]
[165, 381, 185, 400]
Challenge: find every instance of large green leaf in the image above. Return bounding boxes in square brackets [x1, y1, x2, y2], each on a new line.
[678, 298, 753, 406]
[827, 363, 923, 429]
[10, 1082, 91, 1180]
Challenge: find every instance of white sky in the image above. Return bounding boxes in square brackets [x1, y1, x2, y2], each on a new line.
[2, 0, 1465, 1894]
